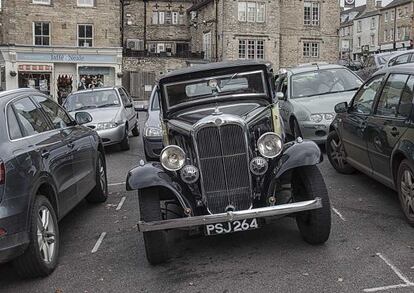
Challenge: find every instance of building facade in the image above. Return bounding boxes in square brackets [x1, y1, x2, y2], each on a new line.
[379, 0, 413, 52]
[0, 0, 122, 101]
[339, 5, 366, 61]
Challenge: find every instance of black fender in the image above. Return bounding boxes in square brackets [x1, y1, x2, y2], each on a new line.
[274, 140, 322, 178]
[126, 162, 193, 212]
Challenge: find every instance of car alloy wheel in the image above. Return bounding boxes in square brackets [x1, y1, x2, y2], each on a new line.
[37, 206, 56, 264]
[98, 156, 107, 195]
[329, 136, 347, 169]
[400, 169, 414, 220]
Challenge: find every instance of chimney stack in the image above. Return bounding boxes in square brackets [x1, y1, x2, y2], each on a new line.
[376, 1, 383, 8]
[366, 0, 376, 11]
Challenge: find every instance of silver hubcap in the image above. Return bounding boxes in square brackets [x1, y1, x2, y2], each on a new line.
[400, 169, 414, 218]
[37, 206, 56, 263]
[99, 158, 107, 193]
[329, 137, 347, 169]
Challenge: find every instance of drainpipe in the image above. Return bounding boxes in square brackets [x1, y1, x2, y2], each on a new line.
[215, 0, 219, 61]
[393, 7, 397, 50]
[143, 0, 148, 54]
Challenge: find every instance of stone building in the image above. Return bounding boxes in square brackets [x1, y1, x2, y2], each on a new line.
[0, 0, 123, 101]
[123, 0, 340, 98]
[188, 0, 340, 69]
[352, 0, 382, 61]
[339, 5, 366, 61]
[122, 0, 203, 100]
[379, 0, 413, 52]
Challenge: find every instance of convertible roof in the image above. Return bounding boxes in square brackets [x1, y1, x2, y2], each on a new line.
[159, 60, 271, 82]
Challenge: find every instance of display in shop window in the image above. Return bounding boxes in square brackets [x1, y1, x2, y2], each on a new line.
[57, 75, 73, 105]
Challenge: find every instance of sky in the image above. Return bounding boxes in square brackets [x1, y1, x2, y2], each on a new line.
[340, 0, 393, 7]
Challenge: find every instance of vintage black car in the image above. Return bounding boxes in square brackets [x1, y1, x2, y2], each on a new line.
[327, 64, 414, 227]
[126, 61, 331, 264]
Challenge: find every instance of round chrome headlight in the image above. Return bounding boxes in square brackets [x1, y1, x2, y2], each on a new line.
[257, 132, 283, 158]
[160, 145, 186, 171]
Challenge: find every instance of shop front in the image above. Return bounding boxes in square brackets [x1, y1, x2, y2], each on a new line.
[0, 45, 123, 103]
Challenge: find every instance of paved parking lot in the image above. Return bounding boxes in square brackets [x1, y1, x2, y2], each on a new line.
[1, 128, 413, 292]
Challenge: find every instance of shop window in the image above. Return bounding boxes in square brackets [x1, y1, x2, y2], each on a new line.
[78, 24, 93, 47]
[77, 0, 94, 7]
[33, 0, 51, 5]
[18, 72, 51, 95]
[33, 22, 50, 46]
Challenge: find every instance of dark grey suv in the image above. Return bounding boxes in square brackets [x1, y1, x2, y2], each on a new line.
[0, 89, 108, 278]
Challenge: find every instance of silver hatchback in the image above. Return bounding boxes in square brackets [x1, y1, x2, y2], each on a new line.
[64, 87, 139, 150]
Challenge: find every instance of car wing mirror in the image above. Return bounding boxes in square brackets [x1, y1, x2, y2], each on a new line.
[334, 102, 348, 114]
[75, 112, 93, 125]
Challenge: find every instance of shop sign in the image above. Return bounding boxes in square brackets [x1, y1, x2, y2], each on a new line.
[18, 64, 53, 72]
[17, 52, 117, 64]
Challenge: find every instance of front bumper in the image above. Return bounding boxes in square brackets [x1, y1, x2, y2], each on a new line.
[96, 124, 125, 146]
[138, 197, 322, 232]
[299, 121, 332, 144]
[143, 136, 163, 159]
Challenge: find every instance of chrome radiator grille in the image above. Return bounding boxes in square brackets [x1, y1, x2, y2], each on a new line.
[196, 124, 252, 214]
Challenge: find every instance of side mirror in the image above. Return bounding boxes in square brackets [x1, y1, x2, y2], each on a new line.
[135, 104, 148, 112]
[276, 92, 285, 101]
[125, 103, 133, 108]
[75, 112, 93, 125]
[334, 102, 348, 114]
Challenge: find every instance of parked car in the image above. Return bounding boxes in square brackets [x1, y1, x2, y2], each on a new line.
[326, 64, 414, 226]
[64, 86, 139, 151]
[0, 89, 108, 277]
[142, 86, 163, 161]
[276, 63, 363, 144]
[355, 52, 395, 81]
[126, 61, 331, 264]
[386, 49, 414, 68]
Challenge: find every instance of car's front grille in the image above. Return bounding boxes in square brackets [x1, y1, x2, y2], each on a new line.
[196, 124, 252, 214]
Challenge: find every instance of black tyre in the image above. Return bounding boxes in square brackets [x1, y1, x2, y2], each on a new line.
[292, 165, 331, 244]
[86, 152, 108, 203]
[132, 122, 140, 137]
[326, 131, 355, 174]
[292, 118, 302, 139]
[139, 188, 169, 265]
[397, 160, 414, 227]
[13, 195, 59, 278]
[120, 125, 130, 151]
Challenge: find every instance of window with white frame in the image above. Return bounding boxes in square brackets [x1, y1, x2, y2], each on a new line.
[357, 21, 362, 33]
[357, 36, 361, 48]
[370, 34, 375, 46]
[172, 12, 178, 24]
[384, 29, 388, 41]
[77, 0, 94, 7]
[391, 10, 394, 20]
[33, 0, 51, 5]
[203, 32, 212, 60]
[390, 28, 394, 40]
[78, 24, 93, 47]
[238, 2, 266, 23]
[33, 22, 50, 46]
[304, 1, 320, 26]
[385, 11, 388, 22]
[238, 39, 264, 60]
[303, 42, 319, 58]
[371, 17, 376, 29]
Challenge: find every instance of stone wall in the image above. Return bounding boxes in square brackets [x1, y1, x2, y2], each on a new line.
[379, 3, 413, 46]
[1, 0, 121, 47]
[123, 57, 188, 78]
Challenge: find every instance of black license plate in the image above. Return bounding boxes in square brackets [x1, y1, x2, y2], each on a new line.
[205, 218, 259, 236]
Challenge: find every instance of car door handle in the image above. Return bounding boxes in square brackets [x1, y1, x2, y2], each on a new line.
[67, 142, 75, 149]
[390, 127, 400, 137]
[41, 150, 50, 159]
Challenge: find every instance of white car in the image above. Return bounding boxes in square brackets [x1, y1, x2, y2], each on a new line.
[385, 49, 414, 68]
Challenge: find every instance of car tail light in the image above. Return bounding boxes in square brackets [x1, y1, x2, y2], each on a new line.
[0, 161, 5, 185]
[0, 228, 6, 237]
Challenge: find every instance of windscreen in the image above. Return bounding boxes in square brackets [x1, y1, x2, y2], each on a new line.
[291, 68, 362, 99]
[164, 70, 267, 108]
[64, 90, 120, 112]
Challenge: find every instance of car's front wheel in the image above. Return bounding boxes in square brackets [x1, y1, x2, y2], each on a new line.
[13, 195, 59, 278]
[397, 160, 414, 227]
[120, 125, 130, 151]
[292, 165, 331, 244]
[139, 188, 169, 265]
[326, 131, 355, 174]
[86, 152, 108, 203]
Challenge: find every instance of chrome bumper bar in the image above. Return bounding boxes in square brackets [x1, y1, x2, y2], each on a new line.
[138, 198, 322, 232]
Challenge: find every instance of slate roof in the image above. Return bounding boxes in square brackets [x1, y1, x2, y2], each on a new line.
[383, 0, 413, 10]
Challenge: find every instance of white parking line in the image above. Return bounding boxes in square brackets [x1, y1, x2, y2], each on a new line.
[116, 196, 126, 211]
[108, 182, 126, 187]
[331, 206, 346, 221]
[91, 232, 107, 254]
[363, 253, 414, 292]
